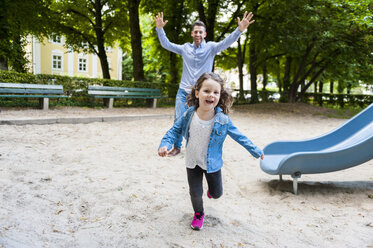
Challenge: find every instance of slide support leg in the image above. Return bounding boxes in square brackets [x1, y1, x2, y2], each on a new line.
[293, 178, 298, 195]
[291, 172, 301, 195]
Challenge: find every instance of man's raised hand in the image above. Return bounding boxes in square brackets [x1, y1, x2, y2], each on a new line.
[154, 12, 168, 29]
[237, 11, 255, 32]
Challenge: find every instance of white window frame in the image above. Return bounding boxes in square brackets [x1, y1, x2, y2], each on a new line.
[105, 46, 113, 53]
[51, 50, 63, 71]
[78, 54, 88, 72]
[82, 42, 89, 49]
[50, 34, 63, 45]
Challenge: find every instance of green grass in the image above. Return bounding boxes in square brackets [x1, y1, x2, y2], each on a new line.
[318, 104, 365, 119]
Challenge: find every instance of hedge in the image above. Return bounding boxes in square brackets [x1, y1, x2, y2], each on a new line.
[0, 70, 177, 107]
[304, 92, 373, 108]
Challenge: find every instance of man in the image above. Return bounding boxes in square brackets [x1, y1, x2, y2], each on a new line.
[154, 11, 255, 156]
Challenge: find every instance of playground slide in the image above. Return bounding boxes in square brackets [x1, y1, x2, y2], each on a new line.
[260, 103, 373, 194]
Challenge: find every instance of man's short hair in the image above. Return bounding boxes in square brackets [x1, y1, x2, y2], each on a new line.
[192, 21, 206, 31]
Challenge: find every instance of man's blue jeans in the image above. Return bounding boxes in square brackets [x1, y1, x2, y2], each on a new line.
[174, 88, 188, 149]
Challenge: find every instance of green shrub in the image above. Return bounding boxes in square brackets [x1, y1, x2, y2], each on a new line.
[0, 70, 176, 107]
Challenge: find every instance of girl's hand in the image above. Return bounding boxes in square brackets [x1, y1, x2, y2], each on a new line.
[158, 146, 169, 157]
[260, 154, 264, 160]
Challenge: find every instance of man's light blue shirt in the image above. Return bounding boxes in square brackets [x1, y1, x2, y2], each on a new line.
[156, 27, 242, 93]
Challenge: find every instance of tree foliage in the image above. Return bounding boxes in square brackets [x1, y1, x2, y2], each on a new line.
[46, 0, 129, 79]
[0, 0, 47, 71]
[1, 0, 371, 103]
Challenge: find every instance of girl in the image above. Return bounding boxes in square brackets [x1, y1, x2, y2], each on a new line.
[158, 72, 264, 230]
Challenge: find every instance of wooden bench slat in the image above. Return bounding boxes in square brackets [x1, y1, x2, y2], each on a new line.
[92, 95, 168, 99]
[88, 85, 160, 92]
[0, 95, 68, 98]
[0, 82, 63, 90]
[88, 90, 161, 96]
[0, 88, 64, 94]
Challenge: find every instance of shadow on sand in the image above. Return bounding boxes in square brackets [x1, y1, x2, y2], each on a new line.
[265, 179, 373, 196]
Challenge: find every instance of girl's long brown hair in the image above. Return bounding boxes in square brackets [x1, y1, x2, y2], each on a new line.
[187, 72, 234, 114]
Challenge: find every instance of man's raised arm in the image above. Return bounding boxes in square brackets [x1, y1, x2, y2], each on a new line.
[154, 12, 183, 55]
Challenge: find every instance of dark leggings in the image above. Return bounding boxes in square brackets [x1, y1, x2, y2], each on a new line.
[187, 166, 223, 213]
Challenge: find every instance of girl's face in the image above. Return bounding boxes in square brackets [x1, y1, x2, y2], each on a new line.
[195, 79, 221, 112]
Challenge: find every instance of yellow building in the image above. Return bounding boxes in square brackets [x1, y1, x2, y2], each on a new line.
[25, 35, 122, 80]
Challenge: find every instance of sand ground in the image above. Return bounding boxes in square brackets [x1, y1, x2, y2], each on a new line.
[0, 103, 372, 248]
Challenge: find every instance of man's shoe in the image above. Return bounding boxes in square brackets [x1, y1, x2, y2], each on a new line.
[191, 212, 205, 230]
[168, 148, 180, 156]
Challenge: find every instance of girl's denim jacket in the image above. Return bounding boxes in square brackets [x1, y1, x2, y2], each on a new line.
[159, 106, 263, 173]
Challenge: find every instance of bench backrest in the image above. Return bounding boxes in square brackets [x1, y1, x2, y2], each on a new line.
[0, 82, 64, 95]
[88, 85, 162, 97]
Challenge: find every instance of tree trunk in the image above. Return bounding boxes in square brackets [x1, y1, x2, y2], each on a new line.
[337, 81, 344, 107]
[337, 81, 344, 93]
[205, 0, 219, 42]
[237, 38, 244, 100]
[196, 0, 207, 27]
[299, 79, 306, 102]
[249, 39, 258, 103]
[318, 80, 324, 106]
[347, 83, 351, 95]
[299, 66, 326, 96]
[289, 82, 300, 103]
[300, 79, 305, 92]
[169, 52, 179, 97]
[290, 44, 313, 91]
[97, 46, 110, 79]
[0, 57, 8, 70]
[128, 0, 145, 81]
[262, 64, 267, 91]
[330, 80, 334, 94]
[94, 0, 110, 79]
[196, 0, 219, 42]
[281, 56, 292, 102]
[275, 58, 282, 93]
[318, 80, 323, 93]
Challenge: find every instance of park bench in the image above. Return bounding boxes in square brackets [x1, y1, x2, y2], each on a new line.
[88, 85, 167, 109]
[0, 82, 68, 110]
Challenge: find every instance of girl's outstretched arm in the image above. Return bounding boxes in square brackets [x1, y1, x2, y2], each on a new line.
[227, 118, 263, 159]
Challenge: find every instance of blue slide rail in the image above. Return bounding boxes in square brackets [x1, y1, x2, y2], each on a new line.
[260, 103, 373, 194]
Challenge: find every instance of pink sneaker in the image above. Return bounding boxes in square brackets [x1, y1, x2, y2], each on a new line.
[207, 190, 212, 199]
[191, 212, 205, 230]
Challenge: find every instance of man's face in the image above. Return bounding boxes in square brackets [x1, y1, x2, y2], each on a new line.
[191, 26, 206, 47]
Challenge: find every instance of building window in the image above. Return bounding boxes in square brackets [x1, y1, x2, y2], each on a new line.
[52, 55, 62, 70]
[105, 46, 113, 53]
[82, 42, 89, 49]
[50, 34, 63, 45]
[78, 58, 87, 72]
